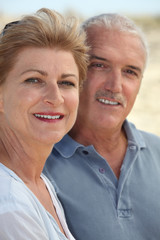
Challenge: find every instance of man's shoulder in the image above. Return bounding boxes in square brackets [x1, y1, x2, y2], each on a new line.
[139, 129, 160, 145]
[125, 120, 160, 145]
[128, 122, 160, 156]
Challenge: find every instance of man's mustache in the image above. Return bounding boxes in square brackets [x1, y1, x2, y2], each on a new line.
[95, 90, 126, 107]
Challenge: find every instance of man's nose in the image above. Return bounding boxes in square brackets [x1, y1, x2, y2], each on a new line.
[104, 69, 122, 93]
[43, 83, 64, 106]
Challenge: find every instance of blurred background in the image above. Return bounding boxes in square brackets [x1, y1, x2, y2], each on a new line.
[0, 0, 160, 136]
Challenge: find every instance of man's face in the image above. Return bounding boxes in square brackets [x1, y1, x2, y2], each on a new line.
[77, 27, 146, 131]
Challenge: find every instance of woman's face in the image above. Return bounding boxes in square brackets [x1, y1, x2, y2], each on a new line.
[0, 47, 79, 146]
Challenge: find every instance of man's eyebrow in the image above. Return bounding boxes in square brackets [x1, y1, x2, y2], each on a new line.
[89, 55, 108, 62]
[20, 69, 48, 76]
[127, 65, 142, 73]
[90, 55, 142, 73]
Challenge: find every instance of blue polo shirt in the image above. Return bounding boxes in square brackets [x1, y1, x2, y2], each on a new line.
[44, 120, 160, 240]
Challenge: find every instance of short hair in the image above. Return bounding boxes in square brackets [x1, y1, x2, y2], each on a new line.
[0, 8, 89, 86]
[82, 13, 149, 66]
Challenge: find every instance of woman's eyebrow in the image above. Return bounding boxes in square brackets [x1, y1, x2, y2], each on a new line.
[20, 69, 48, 76]
[61, 73, 78, 80]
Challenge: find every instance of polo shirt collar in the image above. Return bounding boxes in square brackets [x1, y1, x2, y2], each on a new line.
[123, 119, 146, 149]
[54, 119, 146, 158]
[54, 134, 83, 158]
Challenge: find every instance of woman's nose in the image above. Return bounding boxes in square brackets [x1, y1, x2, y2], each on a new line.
[43, 83, 64, 106]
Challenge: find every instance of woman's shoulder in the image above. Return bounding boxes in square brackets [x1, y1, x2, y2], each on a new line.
[0, 163, 36, 212]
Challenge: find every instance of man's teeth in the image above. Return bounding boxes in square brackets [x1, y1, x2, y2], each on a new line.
[34, 114, 60, 119]
[98, 99, 118, 105]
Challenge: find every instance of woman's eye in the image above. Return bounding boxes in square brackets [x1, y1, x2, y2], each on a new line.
[58, 81, 75, 87]
[24, 78, 41, 84]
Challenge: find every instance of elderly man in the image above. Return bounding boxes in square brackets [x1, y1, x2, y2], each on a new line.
[44, 13, 160, 240]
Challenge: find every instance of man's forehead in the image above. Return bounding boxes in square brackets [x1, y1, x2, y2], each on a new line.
[87, 29, 146, 69]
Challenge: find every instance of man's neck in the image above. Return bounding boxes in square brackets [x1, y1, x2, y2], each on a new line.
[69, 123, 128, 179]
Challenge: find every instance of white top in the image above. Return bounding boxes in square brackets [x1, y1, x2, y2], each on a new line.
[0, 163, 75, 240]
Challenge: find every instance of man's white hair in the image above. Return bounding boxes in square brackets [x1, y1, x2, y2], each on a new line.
[81, 13, 149, 67]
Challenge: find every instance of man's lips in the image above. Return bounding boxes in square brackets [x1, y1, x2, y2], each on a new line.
[95, 90, 126, 107]
[98, 98, 119, 105]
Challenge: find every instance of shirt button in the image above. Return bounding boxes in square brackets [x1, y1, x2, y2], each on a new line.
[82, 150, 89, 155]
[99, 168, 106, 174]
[118, 209, 132, 218]
[129, 145, 136, 150]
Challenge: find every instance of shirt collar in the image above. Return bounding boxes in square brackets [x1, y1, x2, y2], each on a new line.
[54, 134, 83, 158]
[123, 119, 146, 149]
[54, 119, 146, 158]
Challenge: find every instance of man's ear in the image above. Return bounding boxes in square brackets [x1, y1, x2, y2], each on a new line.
[0, 87, 4, 112]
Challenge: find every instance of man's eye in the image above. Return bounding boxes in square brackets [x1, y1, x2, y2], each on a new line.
[125, 69, 137, 76]
[89, 63, 104, 68]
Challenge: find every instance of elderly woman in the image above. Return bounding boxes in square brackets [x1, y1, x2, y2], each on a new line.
[0, 8, 88, 240]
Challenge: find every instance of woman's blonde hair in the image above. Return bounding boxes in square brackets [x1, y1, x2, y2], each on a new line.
[0, 8, 89, 86]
